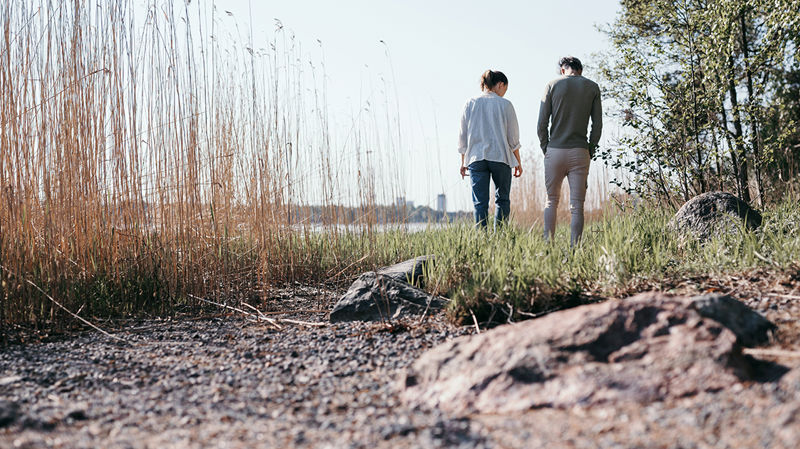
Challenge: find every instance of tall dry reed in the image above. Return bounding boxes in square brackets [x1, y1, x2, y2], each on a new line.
[510, 153, 619, 227]
[0, 0, 404, 326]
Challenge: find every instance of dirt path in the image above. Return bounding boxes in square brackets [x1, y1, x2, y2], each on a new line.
[1, 287, 487, 449]
[2, 275, 800, 448]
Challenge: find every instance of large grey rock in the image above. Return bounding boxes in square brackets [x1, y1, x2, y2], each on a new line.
[330, 256, 443, 323]
[401, 292, 778, 414]
[671, 191, 762, 240]
[377, 255, 434, 286]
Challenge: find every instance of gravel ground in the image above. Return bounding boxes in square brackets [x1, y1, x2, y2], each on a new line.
[1, 287, 487, 449]
[2, 278, 800, 448]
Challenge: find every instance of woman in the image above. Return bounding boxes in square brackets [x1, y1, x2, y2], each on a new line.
[458, 70, 523, 228]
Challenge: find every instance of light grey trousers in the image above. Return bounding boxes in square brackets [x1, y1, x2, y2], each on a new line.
[543, 147, 590, 245]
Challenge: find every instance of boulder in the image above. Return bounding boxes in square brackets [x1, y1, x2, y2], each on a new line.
[401, 292, 779, 414]
[670, 191, 762, 240]
[330, 256, 444, 323]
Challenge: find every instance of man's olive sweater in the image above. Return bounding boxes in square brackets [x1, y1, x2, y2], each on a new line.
[537, 74, 602, 154]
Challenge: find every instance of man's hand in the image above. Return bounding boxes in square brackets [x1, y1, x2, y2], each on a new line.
[514, 165, 523, 178]
[460, 165, 468, 179]
[589, 144, 598, 160]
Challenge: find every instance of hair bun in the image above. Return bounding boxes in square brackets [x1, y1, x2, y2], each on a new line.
[480, 69, 508, 91]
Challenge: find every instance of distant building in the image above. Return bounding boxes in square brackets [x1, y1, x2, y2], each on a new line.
[405, 200, 414, 209]
[436, 194, 446, 213]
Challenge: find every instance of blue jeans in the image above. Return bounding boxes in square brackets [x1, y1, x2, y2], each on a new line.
[469, 160, 512, 229]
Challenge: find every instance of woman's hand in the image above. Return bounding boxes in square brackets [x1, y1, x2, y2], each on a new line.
[460, 165, 468, 179]
[512, 149, 523, 177]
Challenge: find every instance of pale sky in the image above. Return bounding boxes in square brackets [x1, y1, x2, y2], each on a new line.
[188, 0, 623, 211]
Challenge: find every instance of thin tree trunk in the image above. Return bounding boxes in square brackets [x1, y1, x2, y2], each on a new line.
[686, 7, 706, 193]
[739, 7, 764, 205]
[656, 162, 675, 207]
[680, 108, 691, 200]
[682, 150, 691, 201]
[710, 118, 724, 190]
[727, 55, 751, 203]
[717, 73, 741, 198]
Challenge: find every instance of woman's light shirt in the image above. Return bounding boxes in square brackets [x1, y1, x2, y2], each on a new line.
[458, 91, 521, 167]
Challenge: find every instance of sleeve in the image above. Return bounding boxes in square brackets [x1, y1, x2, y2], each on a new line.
[588, 86, 603, 153]
[457, 101, 470, 154]
[537, 83, 552, 154]
[506, 102, 521, 153]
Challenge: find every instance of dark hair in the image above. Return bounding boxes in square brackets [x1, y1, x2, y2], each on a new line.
[558, 56, 583, 72]
[480, 70, 508, 90]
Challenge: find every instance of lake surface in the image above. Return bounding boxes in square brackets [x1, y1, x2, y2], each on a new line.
[295, 222, 460, 233]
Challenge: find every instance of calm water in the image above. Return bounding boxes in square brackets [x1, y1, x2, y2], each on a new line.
[295, 222, 458, 233]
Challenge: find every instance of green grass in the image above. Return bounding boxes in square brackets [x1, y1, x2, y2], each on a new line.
[4, 200, 800, 328]
[362, 200, 800, 324]
[234, 197, 797, 325]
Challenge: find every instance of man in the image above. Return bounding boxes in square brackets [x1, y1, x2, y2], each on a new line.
[537, 56, 602, 245]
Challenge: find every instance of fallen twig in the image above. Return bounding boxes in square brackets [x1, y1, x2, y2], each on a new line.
[766, 293, 800, 300]
[0, 264, 125, 343]
[188, 294, 282, 330]
[753, 251, 780, 267]
[241, 301, 283, 329]
[469, 308, 480, 334]
[259, 309, 327, 316]
[418, 299, 433, 325]
[516, 306, 566, 319]
[279, 318, 327, 327]
[743, 348, 800, 359]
